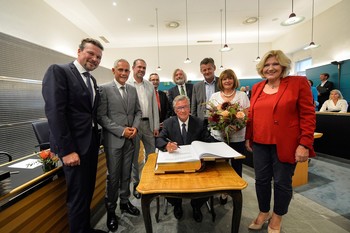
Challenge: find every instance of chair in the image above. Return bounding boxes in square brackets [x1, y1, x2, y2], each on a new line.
[32, 120, 50, 151]
[0, 151, 12, 164]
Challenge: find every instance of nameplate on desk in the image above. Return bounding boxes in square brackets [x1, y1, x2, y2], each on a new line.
[8, 159, 41, 169]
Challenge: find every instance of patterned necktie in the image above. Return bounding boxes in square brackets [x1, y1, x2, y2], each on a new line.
[181, 123, 187, 144]
[83, 72, 93, 104]
[120, 86, 127, 104]
[155, 90, 161, 110]
[180, 85, 185, 96]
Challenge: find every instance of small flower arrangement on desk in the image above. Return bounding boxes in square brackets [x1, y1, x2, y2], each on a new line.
[37, 149, 59, 172]
[207, 101, 248, 144]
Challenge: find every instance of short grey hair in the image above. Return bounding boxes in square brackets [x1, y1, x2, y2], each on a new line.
[172, 95, 190, 109]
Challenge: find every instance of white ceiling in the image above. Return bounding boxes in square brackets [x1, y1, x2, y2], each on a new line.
[43, 0, 342, 48]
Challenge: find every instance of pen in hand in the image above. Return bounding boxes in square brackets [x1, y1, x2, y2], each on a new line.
[165, 138, 180, 149]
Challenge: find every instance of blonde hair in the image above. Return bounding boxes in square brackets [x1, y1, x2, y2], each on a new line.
[329, 89, 344, 99]
[256, 50, 291, 79]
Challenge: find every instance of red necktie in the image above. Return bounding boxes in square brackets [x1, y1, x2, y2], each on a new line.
[155, 90, 161, 110]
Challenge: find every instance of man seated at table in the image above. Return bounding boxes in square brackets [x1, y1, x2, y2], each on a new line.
[155, 95, 214, 222]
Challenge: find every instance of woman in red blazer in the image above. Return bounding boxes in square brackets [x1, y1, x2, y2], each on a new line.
[245, 50, 315, 233]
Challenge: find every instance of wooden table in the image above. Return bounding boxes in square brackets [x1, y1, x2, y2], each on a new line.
[137, 153, 248, 233]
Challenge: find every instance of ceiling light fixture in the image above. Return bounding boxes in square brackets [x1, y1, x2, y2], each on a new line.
[219, 9, 224, 69]
[184, 0, 191, 64]
[281, 0, 305, 26]
[155, 8, 161, 71]
[220, 0, 232, 52]
[304, 0, 320, 50]
[255, 0, 261, 62]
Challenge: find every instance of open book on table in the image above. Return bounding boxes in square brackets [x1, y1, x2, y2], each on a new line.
[156, 141, 244, 164]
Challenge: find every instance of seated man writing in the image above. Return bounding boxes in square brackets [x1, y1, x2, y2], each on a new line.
[156, 95, 214, 222]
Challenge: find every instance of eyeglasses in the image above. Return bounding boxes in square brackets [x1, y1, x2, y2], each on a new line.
[175, 105, 190, 111]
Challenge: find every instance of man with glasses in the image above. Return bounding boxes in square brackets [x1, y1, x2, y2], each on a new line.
[155, 95, 213, 222]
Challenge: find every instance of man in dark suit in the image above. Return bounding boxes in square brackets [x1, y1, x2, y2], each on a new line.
[317, 72, 334, 110]
[42, 38, 105, 233]
[167, 68, 193, 116]
[191, 58, 219, 120]
[149, 73, 170, 126]
[97, 59, 142, 232]
[156, 95, 213, 223]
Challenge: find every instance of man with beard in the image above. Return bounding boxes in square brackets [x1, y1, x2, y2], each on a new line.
[167, 68, 193, 116]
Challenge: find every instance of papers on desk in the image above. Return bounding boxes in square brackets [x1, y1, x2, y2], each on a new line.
[8, 159, 41, 169]
[157, 141, 243, 164]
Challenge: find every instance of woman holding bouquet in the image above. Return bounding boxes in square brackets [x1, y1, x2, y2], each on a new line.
[208, 69, 250, 203]
[245, 50, 315, 233]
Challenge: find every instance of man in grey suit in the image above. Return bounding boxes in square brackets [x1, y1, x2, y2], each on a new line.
[191, 57, 219, 120]
[97, 59, 142, 232]
[127, 59, 159, 199]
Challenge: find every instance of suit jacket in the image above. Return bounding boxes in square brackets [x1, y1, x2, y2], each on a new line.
[97, 81, 141, 149]
[246, 76, 316, 164]
[127, 78, 159, 131]
[156, 115, 213, 151]
[191, 77, 219, 119]
[42, 62, 100, 158]
[168, 83, 193, 116]
[317, 80, 334, 108]
[158, 90, 170, 123]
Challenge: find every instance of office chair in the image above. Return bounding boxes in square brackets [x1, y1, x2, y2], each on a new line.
[32, 120, 50, 151]
[0, 151, 12, 164]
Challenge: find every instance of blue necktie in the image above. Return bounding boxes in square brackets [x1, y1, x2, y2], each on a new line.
[181, 123, 187, 144]
[83, 72, 93, 104]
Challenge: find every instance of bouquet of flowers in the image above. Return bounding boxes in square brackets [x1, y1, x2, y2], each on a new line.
[207, 101, 248, 144]
[37, 149, 59, 172]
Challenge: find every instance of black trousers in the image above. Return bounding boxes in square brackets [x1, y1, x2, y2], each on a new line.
[62, 132, 99, 233]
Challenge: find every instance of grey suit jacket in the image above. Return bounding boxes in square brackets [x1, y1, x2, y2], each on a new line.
[191, 77, 219, 119]
[127, 78, 160, 132]
[97, 81, 142, 149]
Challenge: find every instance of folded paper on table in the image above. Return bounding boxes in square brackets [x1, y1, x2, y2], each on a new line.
[157, 141, 244, 164]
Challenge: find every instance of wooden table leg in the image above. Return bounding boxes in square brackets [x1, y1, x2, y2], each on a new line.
[228, 190, 243, 233]
[141, 194, 158, 233]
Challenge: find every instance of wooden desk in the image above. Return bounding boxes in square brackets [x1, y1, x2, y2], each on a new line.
[137, 153, 248, 233]
[0, 149, 107, 233]
[292, 132, 323, 187]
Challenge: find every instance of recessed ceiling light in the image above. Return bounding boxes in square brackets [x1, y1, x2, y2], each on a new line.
[166, 21, 180, 29]
[127, 18, 131, 22]
[243, 17, 258, 24]
[112, 2, 117, 6]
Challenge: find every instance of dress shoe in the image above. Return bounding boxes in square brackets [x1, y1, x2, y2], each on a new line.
[173, 204, 183, 219]
[248, 213, 271, 230]
[120, 201, 140, 216]
[106, 212, 118, 232]
[268, 226, 281, 233]
[192, 207, 203, 222]
[219, 195, 228, 205]
[133, 185, 141, 199]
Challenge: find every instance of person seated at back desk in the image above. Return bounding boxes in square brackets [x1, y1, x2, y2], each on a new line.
[319, 89, 348, 113]
[156, 95, 214, 222]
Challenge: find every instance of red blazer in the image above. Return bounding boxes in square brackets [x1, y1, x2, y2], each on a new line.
[246, 76, 316, 164]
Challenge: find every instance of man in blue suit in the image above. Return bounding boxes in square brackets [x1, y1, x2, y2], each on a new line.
[156, 95, 213, 223]
[42, 38, 105, 233]
[98, 59, 142, 232]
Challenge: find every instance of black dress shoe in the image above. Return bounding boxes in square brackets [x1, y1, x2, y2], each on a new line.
[192, 207, 203, 222]
[173, 204, 183, 219]
[106, 212, 118, 232]
[133, 185, 141, 199]
[120, 201, 140, 216]
[220, 195, 228, 205]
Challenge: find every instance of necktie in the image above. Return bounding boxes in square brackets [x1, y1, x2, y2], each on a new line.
[83, 72, 93, 104]
[155, 90, 161, 110]
[181, 123, 187, 144]
[120, 86, 127, 104]
[180, 85, 185, 96]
